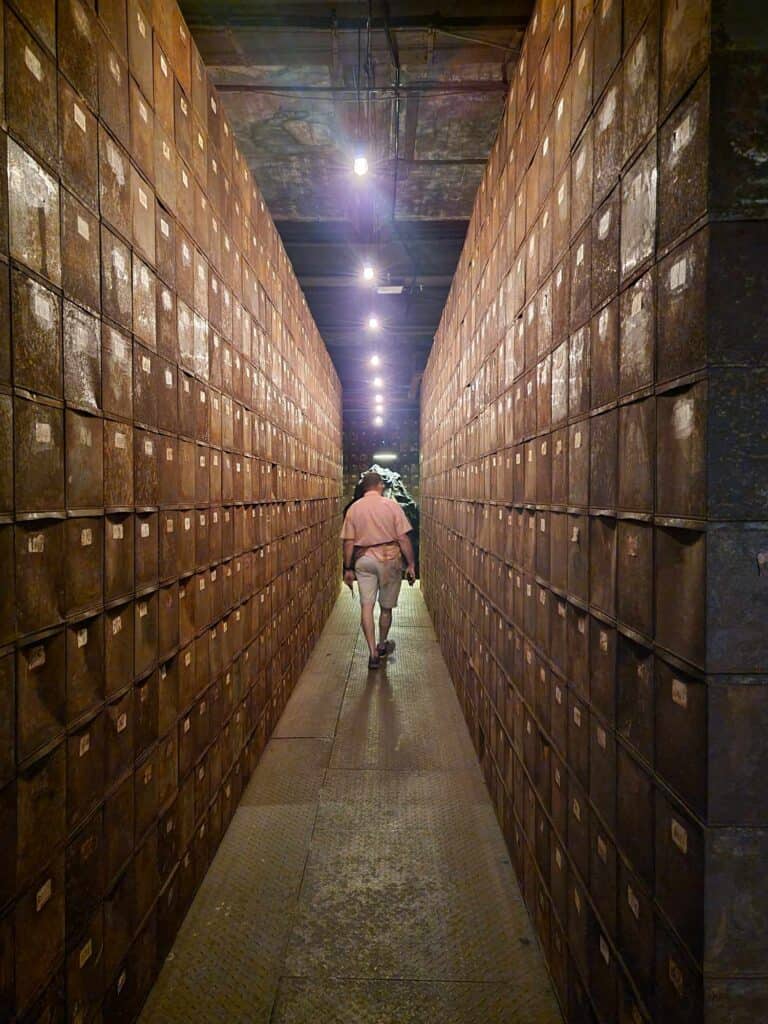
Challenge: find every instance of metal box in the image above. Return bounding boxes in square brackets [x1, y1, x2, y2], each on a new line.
[617, 521, 653, 639]
[59, 76, 98, 211]
[67, 713, 105, 830]
[97, 30, 130, 149]
[105, 604, 134, 698]
[618, 399, 654, 512]
[100, 226, 132, 331]
[105, 514, 134, 602]
[66, 614, 104, 723]
[64, 305, 101, 413]
[134, 429, 158, 508]
[657, 229, 708, 382]
[617, 747, 654, 886]
[16, 741, 65, 888]
[64, 517, 103, 615]
[15, 520, 64, 635]
[61, 191, 100, 312]
[6, 11, 58, 170]
[11, 268, 61, 399]
[589, 410, 617, 511]
[14, 854, 65, 1014]
[8, 139, 61, 286]
[621, 140, 658, 283]
[654, 527, 706, 668]
[656, 381, 706, 519]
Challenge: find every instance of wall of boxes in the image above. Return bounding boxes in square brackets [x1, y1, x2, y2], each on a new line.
[0, 0, 343, 1019]
[421, 0, 767, 1021]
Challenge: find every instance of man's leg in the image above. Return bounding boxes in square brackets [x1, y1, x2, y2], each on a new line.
[378, 606, 392, 645]
[361, 602, 378, 658]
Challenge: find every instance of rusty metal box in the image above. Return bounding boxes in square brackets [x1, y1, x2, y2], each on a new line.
[59, 76, 98, 211]
[105, 604, 134, 697]
[98, 127, 131, 242]
[8, 139, 61, 286]
[64, 517, 103, 615]
[134, 429, 158, 508]
[659, 73, 708, 249]
[135, 512, 158, 590]
[11, 268, 62, 399]
[618, 399, 654, 513]
[105, 513, 133, 602]
[657, 229, 708, 382]
[622, 10, 658, 166]
[64, 304, 101, 412]
[132, 342, 157, 429]
[66, 615, 104, 723]
[617, 747, 654, 886]
[132, 256, 157, 351]
[67, 713, 105, 830]
[100, 225, 132, 331]
[15, 395, 64, 513]
[654, 920, 703, 1024]
[617, 521, 653, 639]
[134, 592, 158, 678]
[654, 527, 705, 668]
[621, 140, 658, 282]
[655, 789, 704, 961]
[656, 381, 706, 519]
[134, 671, 158, 760]
[65, 808, 104, 943]
[16, 740, 65, 888]
[65, 410, 103, 513]
[61, 191, 100, 312]
[98, 29, 130, 149]
[15, 520, 64, 634]
[14, 854, 65, 1014]
[6, 11, 58, 171]
[104, 774, 134, 888]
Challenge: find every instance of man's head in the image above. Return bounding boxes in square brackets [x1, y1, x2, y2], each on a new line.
[360, 472, 384, 495]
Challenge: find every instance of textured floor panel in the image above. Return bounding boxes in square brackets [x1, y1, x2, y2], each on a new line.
[271, 977, 562, 1023]
[283, 811, 547, 983]
[141, 589, 562, 1023]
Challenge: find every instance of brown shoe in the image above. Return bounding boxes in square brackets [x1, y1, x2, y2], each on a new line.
[377, 641, 395, 658]
[368, 654, 381, 669]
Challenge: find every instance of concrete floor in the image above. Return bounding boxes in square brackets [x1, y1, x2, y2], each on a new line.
[140, 584, 563, 1023]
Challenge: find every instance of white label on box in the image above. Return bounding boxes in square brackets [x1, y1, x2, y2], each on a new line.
[599, 86, 617, 132]
[137, 11, 146, 36]
[160, 53, 168, 76]
[112, 615, 122, 635]
[139, 99, 148, 123]
[109, 53, 121, 82]
[139, 601, 148, 618]
[36, 878, 52, 912]
[672, 395, 694, 440]
[77, 627, 88, 648]
[25, 46, 43, 81]
[33, 290, 53, 325]
[573, 706, 582, 727]
[112, 523, 124, 540]
[180, 96, 188, 116]
[576, 150, 586, 179]
[107, 142, 125, 184]
[558, 182, 566, 206]
[672, 678, 688, 708]
[671, 819, 688, 854]
[597, 725, 607, 750]
[199, 577, 205, 591]
[141, 355, 151, 373]
[576, 243, 585, 266]
[578, 47, 586, 74]
[199, 513, 206, 527]
[116, 711, 127, 733]
[199, 455, 206, 467]
[141, 522, 150, 538]
[672, 114, 692, 154]
[144, 439, 153, 456]
[184, 516, 191, 530]
[670, 257, 687, 291]
[212, 158, 218, 174]
[35, 421, 52, 445]
[138, 187, 148, 210]
[198, 131, 204, 150]
[114, 431, 127, 450]
[181, 168, 189, 188]
[74, 102, 87, 132]
[79, 938, 93, 968]
[79, 732, 90, 756]
[165, 518, 173, 533]
[557, 96, 564, 121]
[161, 217, 170, 241]
[598, 210, 611, 240]
[599, 308, 609, 338]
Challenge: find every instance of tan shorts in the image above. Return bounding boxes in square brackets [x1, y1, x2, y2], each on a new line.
[355, 554, 404, 609]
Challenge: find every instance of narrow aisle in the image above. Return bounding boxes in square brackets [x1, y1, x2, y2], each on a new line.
[140, 585, 562, 1023]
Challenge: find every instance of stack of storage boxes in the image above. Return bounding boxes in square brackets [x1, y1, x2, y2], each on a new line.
[421, 0, 767, 1020]
[0, 0, 343, 1018]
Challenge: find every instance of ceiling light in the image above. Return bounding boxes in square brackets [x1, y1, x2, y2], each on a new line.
[372, 377, 383, 388]
[374, 394, 384, 404]
[362, 265, 375, 282]
[367, 315, 380, 330]
[353, 155, 369, 176]
[377, 285, 404, 295]
[373, 452, 398, 462]
[370, 354, 381, 367]
[373, 415, 383, 427]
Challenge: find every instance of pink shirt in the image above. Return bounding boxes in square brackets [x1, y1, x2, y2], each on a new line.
[341, 493, 412, 560]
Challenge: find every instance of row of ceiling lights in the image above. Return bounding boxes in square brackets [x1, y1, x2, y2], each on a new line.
[355, 154, 385, 428]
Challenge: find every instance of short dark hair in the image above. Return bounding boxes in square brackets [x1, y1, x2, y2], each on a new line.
[360, 472, 383, 494]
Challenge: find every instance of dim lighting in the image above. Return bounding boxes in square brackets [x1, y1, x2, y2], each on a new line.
[369, 354, 381, 367]
[367, 315, 380, 330]
[373, 415, 384, 427]
[372, 377, 383, 388]
[353, 155, 369, 176]
[362, 265, 375, 282]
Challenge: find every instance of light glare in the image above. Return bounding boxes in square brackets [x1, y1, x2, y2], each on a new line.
[373, 415, 384, 426]
[372, 377, 383, 387]
[354, 155, 369, 176]
[370, 354, 381, 367]
[367, 316, 380, 330]
[362, 265, 375, 281]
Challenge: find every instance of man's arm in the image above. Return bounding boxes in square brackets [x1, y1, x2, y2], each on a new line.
[397, 532, 416, 582]
[342, 539, 356, 590]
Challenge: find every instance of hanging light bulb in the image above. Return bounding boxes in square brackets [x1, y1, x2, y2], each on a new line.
[353, 155, 369, 176]
[367, 315, 380, 330]
[373, 415, 384, 427]
[370, 354, 381, 367]
[372, 376, 383, 388]
[362, 265, 375, 282]
[374, 393, 383, 404]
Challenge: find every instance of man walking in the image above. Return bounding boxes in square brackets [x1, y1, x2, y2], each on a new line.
[341, 472, 416, 669]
